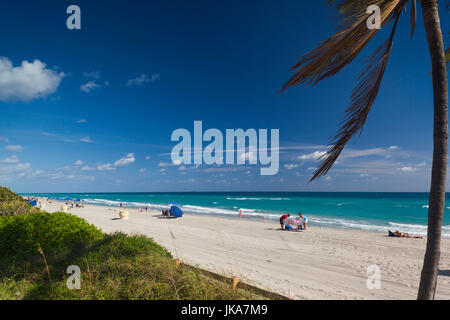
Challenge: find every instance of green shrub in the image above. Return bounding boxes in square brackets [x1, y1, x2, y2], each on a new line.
[86, 232, 172, 260]
[0, 186, 38, 217]
[0, 211, 104, 258]
[0, 186, 24, 202]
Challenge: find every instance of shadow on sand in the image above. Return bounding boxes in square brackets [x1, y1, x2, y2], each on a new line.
[152, 214, 178, 220]
[438, 269, 450, 277]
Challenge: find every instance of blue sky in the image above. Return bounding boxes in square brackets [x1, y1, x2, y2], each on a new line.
[0, 0, 448, 192]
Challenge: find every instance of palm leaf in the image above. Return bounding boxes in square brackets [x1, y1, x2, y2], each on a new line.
[410, 0, 416, 39]
[281, 0, 408, 182]
[327, 0, 372, 15]
[281, 0, 404, 90]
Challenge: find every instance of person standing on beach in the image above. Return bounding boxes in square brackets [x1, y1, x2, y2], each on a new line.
[298, 212, 308, 230]
[279, 214, 290, 230]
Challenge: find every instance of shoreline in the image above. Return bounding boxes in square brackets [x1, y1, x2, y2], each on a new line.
[22, 194, 449, 238]
[31, 197, 450, 300]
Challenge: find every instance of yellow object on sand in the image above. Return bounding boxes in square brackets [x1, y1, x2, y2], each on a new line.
[119, 210, 129, 220]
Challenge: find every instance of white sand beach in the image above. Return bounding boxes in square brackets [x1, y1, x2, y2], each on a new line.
[39, 199, 450, 300]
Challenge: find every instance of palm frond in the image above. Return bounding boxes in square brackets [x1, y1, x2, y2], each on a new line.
[281, 0, 404, 90]
[311, 13, 402, 181]
[327, 0, 372, 15]
[410, 0, 416, 39]
[281, 0, 408, 182]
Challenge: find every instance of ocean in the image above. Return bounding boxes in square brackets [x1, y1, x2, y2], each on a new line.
[23, 192, 450, 237]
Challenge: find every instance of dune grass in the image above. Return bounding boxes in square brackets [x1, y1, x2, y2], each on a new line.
[0, 231, 264, 300]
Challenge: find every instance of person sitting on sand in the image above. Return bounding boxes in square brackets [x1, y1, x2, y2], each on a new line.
[388, 230, 423, 239]
[280, 214, 290, 230]
[161, 209, 171, 217]
[298, 212, 308, 230]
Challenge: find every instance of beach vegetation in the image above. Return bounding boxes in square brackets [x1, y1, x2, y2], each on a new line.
[0, 189, 263, 300]
[0, 229, 263, 299]
[0, 186, 38, 217]
[0, 211, 104, 258]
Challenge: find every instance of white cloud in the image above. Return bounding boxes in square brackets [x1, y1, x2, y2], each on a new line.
[114, 153, 135, 167]
[145, 156, 151, 160]
[173, 159, 182, 166]
[388, 146, 398, 150]
[80, 136, 93, 143]
[80, 80, 100, 93]
[151, 74, 160, 82]
[139, 168, 147, 173]
[158, 162, 172, 167]
[284, 164, 299, 170]
[74, 160, 84, 166]
[127, 74, 149, 86]
[0, 161, 33, 181]
[417, 162, 427, 167]
[33, 170, 44, 176]
[298, 151, 326, 160]
[4, 144, 24, 152]
[77, 119, 87, 123]
[126, 73, 160, 87]
[157, 159, 184, 167]
[397, 166, 417, 173]
[341, 148, 387, 159]
[1, 155, 19, 163]
[83, 71, 100, 79]
[0, 136, 8, 142]
[81, 165, 95, 171]
[0, 57, 64, 102]
[80, 153, 136, 173]
[238, 151, 257, 162]
[97, 163, 115, 171]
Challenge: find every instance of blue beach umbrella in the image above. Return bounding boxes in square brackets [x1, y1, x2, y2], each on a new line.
[27, 200, 37, 206]
[169, 202, 179, 206]
[170, 206, 183, 218]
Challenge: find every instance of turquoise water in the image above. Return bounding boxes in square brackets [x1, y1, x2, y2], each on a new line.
[23, 192, 450, 237]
